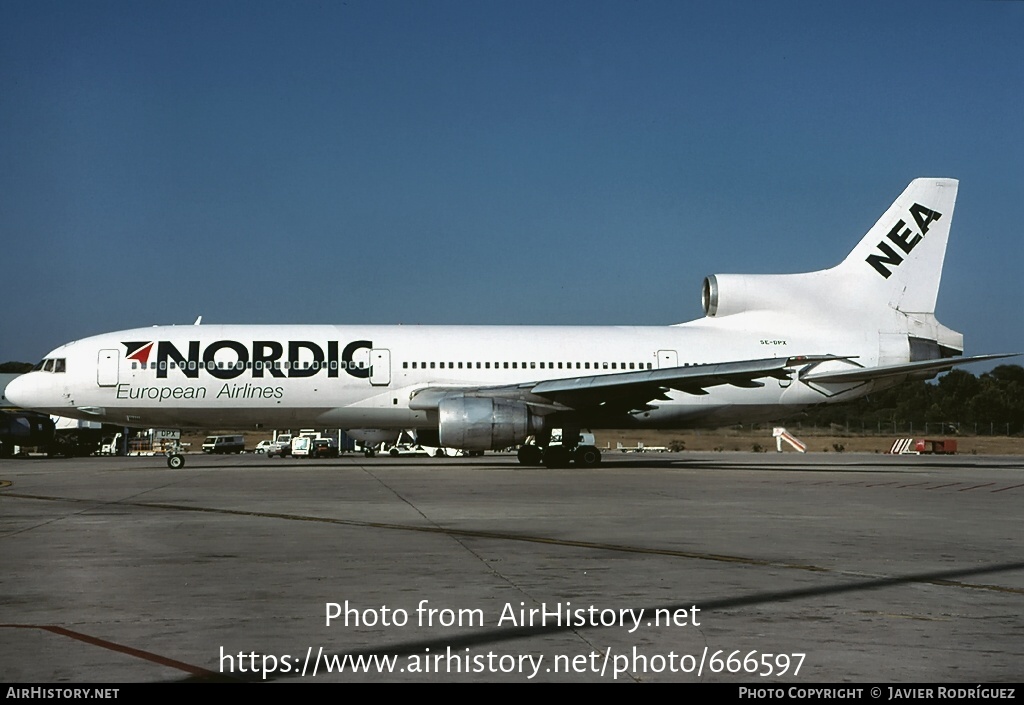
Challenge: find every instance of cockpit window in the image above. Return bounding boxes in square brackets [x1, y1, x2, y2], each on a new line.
[33, 358, 67, 373]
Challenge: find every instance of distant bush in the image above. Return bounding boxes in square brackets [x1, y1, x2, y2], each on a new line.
[0, 361, 34, 373]
[796, 365, 1024, 436]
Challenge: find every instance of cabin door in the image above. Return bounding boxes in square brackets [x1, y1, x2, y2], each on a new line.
[369, 349, 391, 386]
[97, 349, 119, 387]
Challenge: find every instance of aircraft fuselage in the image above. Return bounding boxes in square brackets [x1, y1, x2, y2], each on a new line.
[10, 321, 856, 431]
[10, 178, 1005, 464]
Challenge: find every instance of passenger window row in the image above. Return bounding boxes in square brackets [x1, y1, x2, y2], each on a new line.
[130, 360, 366, 371]
[401, 361, 653, 371]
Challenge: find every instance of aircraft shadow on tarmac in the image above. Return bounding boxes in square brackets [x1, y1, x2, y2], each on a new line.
[178, 559, 1024, 682]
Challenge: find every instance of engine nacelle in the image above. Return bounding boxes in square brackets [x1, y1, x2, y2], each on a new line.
[701, 272, 826, 318]
[438, 396, 543, 451]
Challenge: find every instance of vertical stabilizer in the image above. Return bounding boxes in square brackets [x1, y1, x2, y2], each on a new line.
[834, 178, 958, 315]
[696, 179, 960, 325]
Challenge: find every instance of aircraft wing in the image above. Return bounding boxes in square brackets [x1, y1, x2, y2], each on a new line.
[409, 356, 823, 415]
[408, 352, 1019, 415]
[527, 357, 795, 410]
[800, 353, 1018, 384]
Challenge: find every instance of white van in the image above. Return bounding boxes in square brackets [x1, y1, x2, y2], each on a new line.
[202, 435, 245, 454]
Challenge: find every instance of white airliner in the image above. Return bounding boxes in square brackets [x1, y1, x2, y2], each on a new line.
[6, 178, 1012, 468]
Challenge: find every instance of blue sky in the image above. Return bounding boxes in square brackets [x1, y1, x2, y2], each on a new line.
[1, 1, 1021, 364]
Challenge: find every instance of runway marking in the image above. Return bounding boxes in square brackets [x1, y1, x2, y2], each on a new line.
[767, 478, 1023, 493]
[0, 624, 222, 678]
[4, 489, 1024, 596]
[992, 482, 1024, 493]
[856, 610, 947, 622]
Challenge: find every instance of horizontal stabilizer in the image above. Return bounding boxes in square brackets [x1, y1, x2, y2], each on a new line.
[801, 353, 1017, 384]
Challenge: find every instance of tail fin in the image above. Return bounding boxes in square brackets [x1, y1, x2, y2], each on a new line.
[833, 178, 958, 315]
[698, 177, 1016, 377]
[700, 178, 959, 327]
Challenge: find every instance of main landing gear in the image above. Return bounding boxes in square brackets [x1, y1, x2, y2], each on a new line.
[516, 443, 602, 469]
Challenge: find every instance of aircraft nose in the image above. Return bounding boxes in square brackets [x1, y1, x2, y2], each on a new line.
[4, 373, 42, 411]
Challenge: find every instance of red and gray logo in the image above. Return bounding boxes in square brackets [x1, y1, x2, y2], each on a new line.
[123, 342, 154, 366]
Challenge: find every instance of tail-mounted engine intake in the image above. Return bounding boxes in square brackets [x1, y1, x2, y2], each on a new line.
[438, 396, 543, 451]
[701, 273, 825, 318]
[701, 275, 721, 316]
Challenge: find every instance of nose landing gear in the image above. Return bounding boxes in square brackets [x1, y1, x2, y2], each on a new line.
[165, 439, 186, 469]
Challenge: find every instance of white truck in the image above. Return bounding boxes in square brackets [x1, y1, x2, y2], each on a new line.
[267, 433, 293, 458]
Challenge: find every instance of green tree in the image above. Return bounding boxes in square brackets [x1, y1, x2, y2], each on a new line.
[0, 361, 34, 373]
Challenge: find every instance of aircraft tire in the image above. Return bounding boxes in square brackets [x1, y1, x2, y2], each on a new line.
[167, 454, 185, 469]
[543, 445, 571, 469]
[517, 445, 542, 466]
[574, 445, 602, 467]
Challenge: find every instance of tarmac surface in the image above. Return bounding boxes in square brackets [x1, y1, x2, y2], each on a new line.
[1, 451, 1022, 683]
